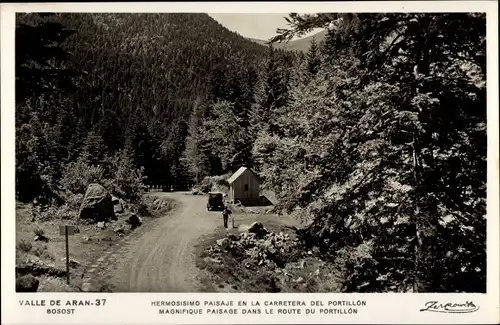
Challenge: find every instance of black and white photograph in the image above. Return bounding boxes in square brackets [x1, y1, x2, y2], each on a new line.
[9, 8, 490, 297]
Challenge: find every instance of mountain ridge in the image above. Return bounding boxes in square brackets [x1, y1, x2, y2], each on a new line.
[248, 29, 328, 52]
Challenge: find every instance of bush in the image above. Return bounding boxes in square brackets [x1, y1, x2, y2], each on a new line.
[106, 149, 146, 203]
[60, 148, 146, 206]
[36, 203, 78, 222]
[17, 239, 32, 252]
[33, 228, 45, 237]
[198, 174, 230, 193]
[59, 156, 106, 196]
[65, 193, 84, 210]
[32, 244, 54, 260]
[199, 182, 211, 193]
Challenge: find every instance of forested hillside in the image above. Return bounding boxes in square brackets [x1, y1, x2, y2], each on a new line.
[16, 13, 272, 203]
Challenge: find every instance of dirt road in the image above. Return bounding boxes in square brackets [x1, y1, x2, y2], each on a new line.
[100, 192, 222, 292]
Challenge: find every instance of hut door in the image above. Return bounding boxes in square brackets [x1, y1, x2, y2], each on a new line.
[244, 184, 249, 199]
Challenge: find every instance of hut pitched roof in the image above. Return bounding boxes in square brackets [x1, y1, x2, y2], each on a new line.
[227, 167, 259, 184]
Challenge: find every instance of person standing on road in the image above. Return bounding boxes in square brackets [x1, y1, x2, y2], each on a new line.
[222, 206, 232, 229]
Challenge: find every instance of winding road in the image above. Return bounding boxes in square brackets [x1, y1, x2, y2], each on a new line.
[101, 192, 222, 292]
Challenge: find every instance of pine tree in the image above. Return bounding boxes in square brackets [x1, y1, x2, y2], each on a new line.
[16, 13, 79, 104]
[183, 98, 208, 184]
[306, 37, 321, 76]
[80, 130, 109, 168]
[255, 45, 292, 137]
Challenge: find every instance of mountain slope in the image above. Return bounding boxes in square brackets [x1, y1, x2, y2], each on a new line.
[16, 13, 269, 188]
[249, 29, 327, 52]
[18, 13, 267, 125]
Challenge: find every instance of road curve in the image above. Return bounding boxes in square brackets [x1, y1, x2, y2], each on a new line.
[104, 192, 222, 292]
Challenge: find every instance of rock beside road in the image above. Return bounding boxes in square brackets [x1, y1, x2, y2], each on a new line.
[16, 257, 66, 278]
[201, 223, 341, 292]
[60, 257, 81, 268]
[79, 183, 116, 222]
[248, 222, 268, 238]
[33, 234, 49, 242]
[208, 224, 299, 270]
[113, 201, 124, 214]
[126, 214, 142, 229]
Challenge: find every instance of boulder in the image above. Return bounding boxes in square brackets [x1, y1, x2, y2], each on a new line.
[263, 239, 273, 249]
[34, 234, 49, 242]
[113, 201, 124, 214]
[229, 244, 246, 258]
[248, 222, 268, 237]
[204, 256, 222, 264]
[268, 246, 278, 255]
[113, 225, 126, 234]
[119, 198, 127, 209]
[16, 258, 66, 278]
[16, 275, 39, 292]
[61, 258, 81, 268]
[126, 214, 142, 229]
[216, 238, 231, 249]
[111, 195, 120, 204]
[97, 221, 106, 229]
[248, 248, 259, 259]
[249, 222, 263, 233]
[79, 184, 116, 222]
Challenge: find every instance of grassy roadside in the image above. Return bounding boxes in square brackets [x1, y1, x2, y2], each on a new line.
[15, 194, 176, 292]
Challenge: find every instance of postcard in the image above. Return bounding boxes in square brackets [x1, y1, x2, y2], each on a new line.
[1, 1, 499, 324]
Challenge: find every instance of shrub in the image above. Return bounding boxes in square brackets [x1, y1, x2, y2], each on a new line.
[65, 193, 84, 210]
[36, 203, 78, 222]
[198, 174, 231, 193]
[33, 228, 45, 237]
[59, 156, 106, 196]
[199, 182, 211, 193]
[107, 149, 146, 203]
[32, 244, 54, 260]
[99, 283, 114, 292]
[38, 277, 77, 292]
[17, 239, 32, 252]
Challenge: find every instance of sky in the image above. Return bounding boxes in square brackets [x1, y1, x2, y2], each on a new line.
[208, 13, 322, 41]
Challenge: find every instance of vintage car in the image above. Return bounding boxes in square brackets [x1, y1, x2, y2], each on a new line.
[207, 192, 224, 211]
